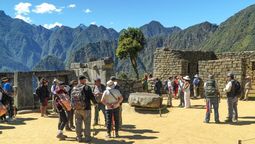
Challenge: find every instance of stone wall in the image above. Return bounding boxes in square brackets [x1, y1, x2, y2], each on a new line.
[217, 51, 255, 80]
[70, 57, 114, 86]
[117, 80, 144, 101]
[153, 48, 217, 79]
[199, 59, 246, 97]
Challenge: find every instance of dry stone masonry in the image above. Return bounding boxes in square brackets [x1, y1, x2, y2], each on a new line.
[153, 48, 255, 97]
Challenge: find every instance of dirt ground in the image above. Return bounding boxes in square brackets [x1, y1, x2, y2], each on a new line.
[1, 98, 255, 144]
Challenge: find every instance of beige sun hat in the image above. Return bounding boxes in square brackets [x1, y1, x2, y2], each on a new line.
[183, 76, 190, 81]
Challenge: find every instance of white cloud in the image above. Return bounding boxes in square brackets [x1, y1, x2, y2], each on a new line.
[43, 22, 63, 29]
[68, 4, 76, 8]
[90, 21, 96, 25]
[84, 8, 92, 14]
[14, 2, 32, 15]
[33, 3, 62, 14]
[15, 14, 32, 23]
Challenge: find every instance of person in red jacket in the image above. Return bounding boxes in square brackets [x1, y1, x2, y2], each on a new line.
[54, 82, 69, 140]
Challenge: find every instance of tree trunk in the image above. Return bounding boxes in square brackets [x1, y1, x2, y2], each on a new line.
[130, 56, 139, 80]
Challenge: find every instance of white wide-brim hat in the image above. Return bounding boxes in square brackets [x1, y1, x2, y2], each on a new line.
[183, 76, 190, 81]
[106, 80, 116, 89]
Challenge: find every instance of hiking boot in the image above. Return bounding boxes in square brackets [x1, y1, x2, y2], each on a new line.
[225, 119, 233, 123]
[115, 132, 119, 138]
[56, 133, 66, 140]
[76, 137, 82, 143]
[233, 119, 238, 123]
[70, 125, 75, 129]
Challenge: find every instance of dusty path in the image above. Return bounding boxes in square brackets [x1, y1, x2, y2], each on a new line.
[1, 99, 255, 144]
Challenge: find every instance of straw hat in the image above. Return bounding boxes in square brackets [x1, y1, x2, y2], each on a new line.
[106, 80, 115, 89]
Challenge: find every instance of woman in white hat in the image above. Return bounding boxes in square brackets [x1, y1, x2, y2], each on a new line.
[183, 76, 191, 108]
[244, 76, 252, 101]
[101, 80, 123, 138]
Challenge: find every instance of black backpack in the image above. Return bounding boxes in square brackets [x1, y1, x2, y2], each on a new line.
[232, 80, 241, 97]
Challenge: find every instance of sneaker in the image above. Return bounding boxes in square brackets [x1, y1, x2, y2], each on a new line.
[215, 120, 221, 124]
[76, 137, 82, 143]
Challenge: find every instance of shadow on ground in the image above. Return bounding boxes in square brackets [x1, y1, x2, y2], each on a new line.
[134, 106, 169, 115]
[6, 117, 38, 125]
[91, 124, 158, 143]
[190, 105, 205, 109]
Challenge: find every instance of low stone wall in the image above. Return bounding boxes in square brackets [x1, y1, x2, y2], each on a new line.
[117, 79, 144, 101]
[199, 59, 246, 97]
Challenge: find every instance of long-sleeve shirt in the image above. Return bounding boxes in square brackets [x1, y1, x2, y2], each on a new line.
[224, 81, 232, 93]
[82, 85, 97, 110]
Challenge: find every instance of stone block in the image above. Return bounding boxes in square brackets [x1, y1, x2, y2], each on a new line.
[128, 92, 161, 108]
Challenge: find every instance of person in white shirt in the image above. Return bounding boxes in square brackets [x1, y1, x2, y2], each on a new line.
[183, 76, 191, 108]
[223, 72, 238, 123]
[167, 77, 174, 107]
[101, 80, 123, 138]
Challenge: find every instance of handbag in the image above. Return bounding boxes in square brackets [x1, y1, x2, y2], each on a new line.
[0, 103, 7, 116]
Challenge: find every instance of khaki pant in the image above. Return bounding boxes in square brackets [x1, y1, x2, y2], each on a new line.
[75, 110, 91, 139]
[244, 89, 250, 100]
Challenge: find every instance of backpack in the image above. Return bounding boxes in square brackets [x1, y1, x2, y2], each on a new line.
[193, 78, 200, 87]
[205, 80, 217, 98]
[71, 84, 86, 110]
[163, 80, 168, 92]
[232, 80, 241, 97]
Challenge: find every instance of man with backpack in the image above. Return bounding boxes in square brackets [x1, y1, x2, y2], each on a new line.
[204, 75, 220, 123]
[71, 75, 97, 143]
[193, 74, 200, 99]
[224, 72, 241, 123]
[2, 77, 14, 121]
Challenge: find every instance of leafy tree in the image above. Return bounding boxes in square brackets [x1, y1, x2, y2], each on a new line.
[116, 28, 145, 80]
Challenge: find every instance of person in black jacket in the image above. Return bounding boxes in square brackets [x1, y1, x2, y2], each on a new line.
[74, 76, 97, 143]
[36, 78, 50, 117]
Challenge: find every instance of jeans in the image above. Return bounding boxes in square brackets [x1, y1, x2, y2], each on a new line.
[205, 98, 219, 122]
[66, 109, 74, 128]
[105, 107, 120, 134]
[58, 110, 68, 130]
[75, 110, 91, 139]
[179, 91, 184, 107]
[227, 96, 238, 121]
[94, 103, 106, 125]
[8, 97, 14, 118]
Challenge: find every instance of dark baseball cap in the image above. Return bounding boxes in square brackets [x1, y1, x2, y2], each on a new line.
[110, 76, 117, 81]
[79, 75, 87, 80]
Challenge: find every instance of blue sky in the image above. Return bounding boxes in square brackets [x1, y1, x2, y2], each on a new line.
[0, 0, 254, 31]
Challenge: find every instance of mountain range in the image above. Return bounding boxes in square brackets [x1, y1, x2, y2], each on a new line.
[0, 4, 255, 77]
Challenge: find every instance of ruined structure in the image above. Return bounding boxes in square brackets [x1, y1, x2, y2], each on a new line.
[153, 48, 255, 97]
